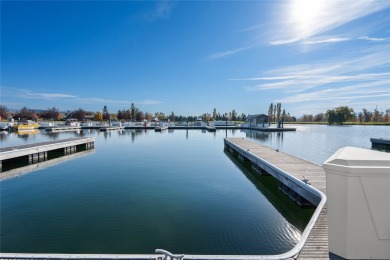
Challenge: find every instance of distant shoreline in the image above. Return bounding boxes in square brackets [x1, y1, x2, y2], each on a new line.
[282, 122, 390, 126]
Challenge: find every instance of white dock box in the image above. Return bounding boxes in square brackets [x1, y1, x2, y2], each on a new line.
[323, 147, 390, 259]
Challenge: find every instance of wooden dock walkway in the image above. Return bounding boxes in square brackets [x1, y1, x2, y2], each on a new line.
[225, 138, 329, 259]
[0, 137, 95, 172]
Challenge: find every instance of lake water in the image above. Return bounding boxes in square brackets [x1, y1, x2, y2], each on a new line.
[1, 125, 388, 255]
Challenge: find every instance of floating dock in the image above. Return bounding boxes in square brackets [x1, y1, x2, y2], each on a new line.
[370, 138, 390, 148]
[100, 126, 125, 132]
[0, 137, 95, 172]
[155, 126, 168, 132]
[45, 126, 81, 132]
[205, 126, 216, 132]
[224, 138, 328, 259]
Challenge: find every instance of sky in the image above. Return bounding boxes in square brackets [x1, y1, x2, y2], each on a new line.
[1, 0, 390, 117]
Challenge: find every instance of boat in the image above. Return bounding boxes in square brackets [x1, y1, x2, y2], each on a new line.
[15, 120, 40, 131]
[0, 122, 15, 131]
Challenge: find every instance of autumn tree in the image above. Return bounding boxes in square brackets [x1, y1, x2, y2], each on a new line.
[145, 112, 153, 121]
[136, 111, 145, 121]
[41, 107, 59, 120]
[71, 108, 86, 121]
[15, 107, 38, 120]
[0, 105, 9, 120]
[94, 112, 103, 121]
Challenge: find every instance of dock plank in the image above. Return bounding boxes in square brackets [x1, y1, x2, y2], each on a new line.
[226, 138, 329, 259]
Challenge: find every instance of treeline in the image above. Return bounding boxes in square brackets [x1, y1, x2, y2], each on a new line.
[267, 103, 295, 122]
[0, 105, 248, 122]
[298, 106, 390, 124]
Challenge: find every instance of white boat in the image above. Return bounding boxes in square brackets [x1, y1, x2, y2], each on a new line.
[81, 122, 93, 128]
[40, 122, 55, 128]
[0, 122, 15, 131]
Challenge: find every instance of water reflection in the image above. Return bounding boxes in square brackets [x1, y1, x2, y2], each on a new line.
[0, 131, 9, 141]
[224, 150, 314, 232]
[1, 149, 95, 181]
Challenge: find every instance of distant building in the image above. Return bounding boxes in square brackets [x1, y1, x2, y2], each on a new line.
[247, 114, 269, 127]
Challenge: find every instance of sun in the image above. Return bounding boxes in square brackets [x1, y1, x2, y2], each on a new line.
[289, 0, 327, 38]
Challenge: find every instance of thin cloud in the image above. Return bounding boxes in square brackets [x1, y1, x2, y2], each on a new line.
[277, 80, 390, 104]
[2, 87, 162, 107]
[302, 37, 349, 45]
[359, 36, 389, 41]
[145, 1, 175, 23]
[236, 45, 390, 110]
[242, 46, 390, 92]
[12, 89, 76, 99]
[270, 0, 390, 45]
[137, 99, 162, 105]
[208, 45, 255, 59]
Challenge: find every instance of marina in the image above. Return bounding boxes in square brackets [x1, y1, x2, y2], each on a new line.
[1, 125, 389, 259]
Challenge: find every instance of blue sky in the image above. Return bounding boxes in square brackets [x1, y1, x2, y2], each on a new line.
[1, 0, 390, 117]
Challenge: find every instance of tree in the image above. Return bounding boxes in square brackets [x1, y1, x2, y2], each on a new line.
[0, 105, 9, 120]
[41, 107, 59, 120]
[94, 111, 103, 121]
[15, 106, 37, 120]
[268, 103, 273, 125]
[212, 108, 217, 120]
[145, 112, 153, 121]
[314, 113, 325, 122]
[130, 103, 136, 121]
[136, 111, 145, 121]
[169, 111, 175, 121]
[371, 108, 381, 122]
[71, 108, 86, 121]
[110, 113, 118, 121]
[231, 109, 237, 121]
[326, 106, 355, 124]
[362, 108, 372, 122]
[102, 105, 110, 120]
[273, 104, 277, 123]
[276, 103, 282, 122]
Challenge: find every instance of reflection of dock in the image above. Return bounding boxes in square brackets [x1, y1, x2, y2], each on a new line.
[224, 150, 314, 231]
[1, 149, 95, 181]
[224, 138, 328, 259]
[0, 137, 95, 172]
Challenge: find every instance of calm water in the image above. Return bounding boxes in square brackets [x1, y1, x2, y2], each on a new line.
[1, 125, 388, 254]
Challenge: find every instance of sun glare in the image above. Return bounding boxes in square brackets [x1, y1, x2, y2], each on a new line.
[290, 0, 326, 37]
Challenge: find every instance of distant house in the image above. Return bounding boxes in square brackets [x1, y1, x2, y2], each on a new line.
[247, 114, 269, 127]
[84, 112, 96, 121]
